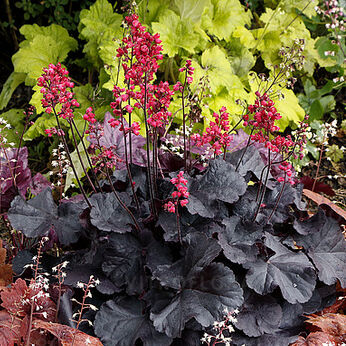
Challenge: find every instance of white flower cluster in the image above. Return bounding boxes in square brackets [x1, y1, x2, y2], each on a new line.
[311, 120, 338, 145]
[49, 143, 73, 195]
[201, 308, 240, 346]
[0, 117, 15, 148]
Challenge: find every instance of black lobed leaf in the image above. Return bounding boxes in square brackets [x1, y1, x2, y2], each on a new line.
[12, 249, 34, 275]
[302, 289, 322, 314]
[294, 216, 346, 287]
[89, 192, 133, 233]
[186, 194, 214, 218]
[234, 182, 305, 225]
[64, 265, 120, 295]
[257, 183, 299, 224]
[244, 233, 316, 304]
[232, 331, 299, 346]
[157, 210, 219, 243]
[233, 301, 304, 346]
[172, 329, 201, 346]
[94, 297, 172, 346]
[151, 232, 221, 289]
[8, 187, 57, 238]
[218, 216, 262, 264]
[55, 200, 87, 244]
[235, 291, 283, 337]
[293, 208, 327, 235]
[8, 187, 85, 244]
[151, 262, 243, 338]
[101, 233, 146, 295]
[150, 233, 243, 338]
[226, 145, 269, 182]
[189, 158, 247, 206]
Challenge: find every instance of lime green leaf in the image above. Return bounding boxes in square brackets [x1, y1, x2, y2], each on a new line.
[194, 46, 243, 94]
[326, 144, 344, 163]
[30, 85, 45, 114]
[12, 24, 77, 86]
[138, 0, 170, 25]
[0, 109, 25, 145]
[201, 0, 251, 40]
[313, 37, 344, 68]
[226, 37, 255, 79]
[232, 26, 256, 49]
[207, 87, 248, 125]
[306, 141, 319, 160]
[74, 84, 93, 116]
[23, 113, 57, 140]
[152, 10, 202, 57]
[174, 0, 209, 23]
[267, 0, 318, 18]
[309, 100, 324, 121]
[275, 90, 305, 129]
[0, 72, 26, 111]
[253, 8, 320, 75]
[79, 0, 123, 68]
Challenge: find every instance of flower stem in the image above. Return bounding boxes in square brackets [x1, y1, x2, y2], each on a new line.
[52, 109, 91, 208]
[143, 74, 157, 218]
[68, 120, 97, 193]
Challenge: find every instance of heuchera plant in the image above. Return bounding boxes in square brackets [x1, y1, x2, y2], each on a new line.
[4, 11, 346, 346]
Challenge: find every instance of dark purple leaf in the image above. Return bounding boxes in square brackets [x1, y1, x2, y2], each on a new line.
[191, 158, 247, 204]
[235, 291, 282, 337]
[229, 129, 286, 180]
[150, 233, 243, 338]
[226, 145, 269, 181]
[244, 233, 316, 304]
[218, 216, 262, 264]
[157, 210, 219, 243]
[94, 297, 172, 346]
[294, 216, 346, 287]
[89, 192, 133, 233]
[88, 112, 146, 168]
[101, 233, 146, 295]
[233, 331, 299, 346]
[8, 187, 84, 244]
[64, 265, 120, 295]
[172, 329, 201, 346]
[0, 147, 32, 212]
[30, 173, 51, 196]
[8, 188, 57, 237]
[232, 301, 304, 345]
[293, 208, 327, 235]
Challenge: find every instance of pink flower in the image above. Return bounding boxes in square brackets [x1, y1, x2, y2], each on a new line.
[38, 63, 79, 120]
[164, 171, 190, 213]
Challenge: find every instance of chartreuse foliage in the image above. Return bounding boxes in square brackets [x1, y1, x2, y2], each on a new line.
[7, 148, 346, 345]
[12, 24, 77, 86]
[78, 0, 123, 68]
[2, 0, 344, 142]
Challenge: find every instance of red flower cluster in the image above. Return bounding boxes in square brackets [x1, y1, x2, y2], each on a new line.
[38, 63, 79, 119]
[114, 14, 175, 130]
[83, 107, 96, 124]
[44, 127, 64, 137]
[278, 161, 293, 183]
[164, 171, 189, 213]
[87, 123, 122, 170]
[244, 92, 281, 141]
[146, 81, 174, 128]
[117, 14, 163, 83]
[178, 59, 194, 85]
[191, 107, 233, 156]
[244, 93, 309, 185]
